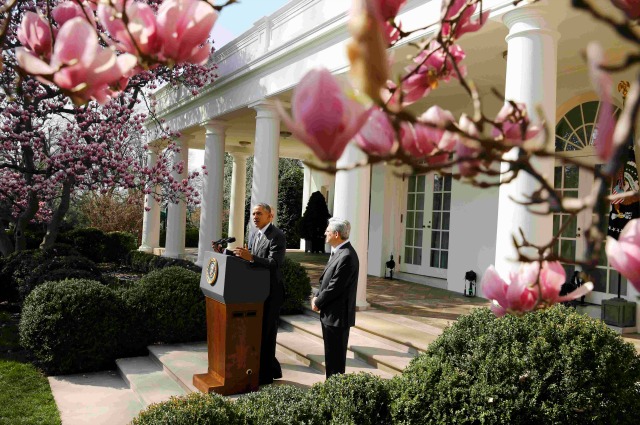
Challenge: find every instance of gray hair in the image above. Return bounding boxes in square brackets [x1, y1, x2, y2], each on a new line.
[328, 217, 350, 239]
[254, 203, 272, 214]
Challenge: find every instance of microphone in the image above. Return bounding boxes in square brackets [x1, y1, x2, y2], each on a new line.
[212, 236, 236, 246]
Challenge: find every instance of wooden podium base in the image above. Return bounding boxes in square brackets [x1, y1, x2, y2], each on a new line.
[193, 297, 264, 395]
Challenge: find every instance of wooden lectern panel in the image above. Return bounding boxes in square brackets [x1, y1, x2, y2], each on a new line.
[193, 297, 264, 395]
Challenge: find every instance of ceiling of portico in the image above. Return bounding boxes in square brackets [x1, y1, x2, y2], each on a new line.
[182, 1, 635, 160]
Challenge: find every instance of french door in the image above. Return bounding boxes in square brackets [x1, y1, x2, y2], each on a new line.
[401, 174, 451, 278]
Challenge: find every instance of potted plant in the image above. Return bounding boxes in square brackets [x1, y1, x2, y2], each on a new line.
[298, 191, 331, 253]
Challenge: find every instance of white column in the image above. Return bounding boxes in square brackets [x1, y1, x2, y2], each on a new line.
[228, 152, 248, 249]
[334, 143, 371, 309]
[197, 121, 226, 265]
[164, 137, 190, 259]
[300, 164, 312, 251]
[139, 147, 161, 253]
[249, 100, 280, 223]
[494, 3, 559, 276]
[367, 163, 394, 277]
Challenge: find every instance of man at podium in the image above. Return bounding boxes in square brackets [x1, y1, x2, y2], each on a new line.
[213, 202, 286, 385]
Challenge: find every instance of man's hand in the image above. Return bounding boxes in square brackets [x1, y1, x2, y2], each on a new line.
[233, 246, 253, 262]
[311, 296, 320, 313]
[211, 242, 223, 253]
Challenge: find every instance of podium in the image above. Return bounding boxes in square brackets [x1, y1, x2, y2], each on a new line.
[193, 251, 269, 395]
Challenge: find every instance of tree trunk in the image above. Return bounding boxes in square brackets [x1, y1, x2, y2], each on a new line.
[41, 178, 73, 249]
[13, 190, 40, 253]
[0, 222, 14, 257]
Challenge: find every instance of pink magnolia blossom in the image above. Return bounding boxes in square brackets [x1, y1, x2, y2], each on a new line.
[536, 261, 594, 305]
[355, 108, 395, 155]
[399, 42, 466, 105]
[587, 43, 616, 161]
[17, 12, 52, 59]
[52, 1, 96, 27]
[277, 68, 371, 162]
[612, 0, 640, 20]
[491, 102, 541, 146]
[16, 17, 137, 104]
[606, 218, 640, 291]
[156, 0, 217, 65]
[98, 0, 160, 58]
[481, 265, 537, 317]
[442, 0, 489, 40]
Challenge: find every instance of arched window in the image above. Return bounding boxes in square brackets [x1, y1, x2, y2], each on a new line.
[555, 100, 620, 153]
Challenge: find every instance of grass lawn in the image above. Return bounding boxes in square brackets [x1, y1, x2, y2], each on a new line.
[0, 308, 61, 425]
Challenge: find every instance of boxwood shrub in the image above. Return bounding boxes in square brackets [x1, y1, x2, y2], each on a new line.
[235, 384, 317, 425]
[20, 255, 102, 300]
[126, 250, 202, 274]
[309, 372, 391, 425]
[390, 305, 640, 425]
[60, 227, 107, 262]
[124, 266, 205, 344]
[131, 393, 243, 425]
[103, 231, 138, 262]
[281, 257, 312, 314]
[19, 279, 128, 374]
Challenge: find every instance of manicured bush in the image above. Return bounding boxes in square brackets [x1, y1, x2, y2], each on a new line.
[19, 279, 127, 374]
[126, 250, 155, 273]
[21, 255, 102, 300]
[185, 226, 199, 248]
[235, 384, 317, 425]
[281, 257, 312, 314]
[103, 231, 137, 262]
[124, 266, 205, 343]
[60, 227, 107, 262]
[126, 250, 202, 274]
[131, 393, 243, 425]
[390, 306, 640, 425]
[309, 372, 391, 425]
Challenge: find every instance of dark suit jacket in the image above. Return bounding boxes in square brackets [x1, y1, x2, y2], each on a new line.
[314, 242, 359, 328]
[246, 224, 286, 306]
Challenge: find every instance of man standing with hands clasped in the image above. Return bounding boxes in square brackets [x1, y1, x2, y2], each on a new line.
[311, 217, 359, 379]
[212, 203, 286, 385]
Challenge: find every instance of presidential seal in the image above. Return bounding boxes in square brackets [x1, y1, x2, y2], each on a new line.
[206, 257, 219, 286]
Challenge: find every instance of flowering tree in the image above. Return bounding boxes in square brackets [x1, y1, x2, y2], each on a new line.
[5, 0, 640, 316]
[0, 0, 220, 255]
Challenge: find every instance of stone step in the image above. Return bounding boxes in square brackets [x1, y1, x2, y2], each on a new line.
[116, 356, 188, 407]
[276, 328, 395, 378]
[148, 343, 209, 393]
[280, 314, 414, 374]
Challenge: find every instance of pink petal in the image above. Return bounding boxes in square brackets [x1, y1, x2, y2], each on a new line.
[15, 47, 56, 75]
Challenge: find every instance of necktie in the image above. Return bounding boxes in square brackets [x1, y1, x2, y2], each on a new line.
[255, 232, 263, 247]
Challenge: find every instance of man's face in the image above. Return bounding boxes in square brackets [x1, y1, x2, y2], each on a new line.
[252, 206, 271, 229]
[324, 226, 338, 245]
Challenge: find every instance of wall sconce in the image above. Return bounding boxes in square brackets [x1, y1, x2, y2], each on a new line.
[385, 254, 395, 280]
[464, 270, 477, 297]
[279, 131, 292, 139]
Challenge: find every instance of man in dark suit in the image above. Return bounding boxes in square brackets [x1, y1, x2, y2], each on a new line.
[213, 202, 286, 385]
[311, 217, 359, 379]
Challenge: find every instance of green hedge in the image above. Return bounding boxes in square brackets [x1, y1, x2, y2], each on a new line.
[60, 228, 107, 262]
[126, 250, 201, 274]
[235, 384, 317, 425]
[281, 257, 312, 314]
[21, 255, 102, 300]
[103, 231, 138, 262]
[19, 279, 128, 375]
[124, 267, 205, 344]
[132, 393, 243, 425]
[390, 306, 640, 425]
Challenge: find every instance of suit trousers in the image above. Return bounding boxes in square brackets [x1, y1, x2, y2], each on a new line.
[259, 296, 282, 385]
[321, 322, 351, 379]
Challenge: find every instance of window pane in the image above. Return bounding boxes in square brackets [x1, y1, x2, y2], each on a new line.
[409, 175, 416, 192]
[430, 250, 439, 267]
[566, 105, 582, 130]
[415, 212, 424, 228]
[414, 248, 422, 266]
[592, 268, 606, 292]
[407, 194, 415, 210]
[415, 230, 423, 247]
[585, 124, 594, 146]
[407, 212, 414, 228]
[431, 231, 440, 249]
[443, 193, 451, 211]
[405, 229, 414, 246]
[553, 214, 560, 235]
[561, 215, 577, 238]
[433, 193, 442, 211]
[417, 175, 426, 192]
[582, 101, 598, 124]
[440, 251, 448, 269]
[555, 138, 566, 153]
[432, 212, 441, 230]
[562, 264, 575, 281]
[444, 175, 452, 191]
[405, 247, 413, 265]
[441, 231, 449, 249]
[555, 117, 573, 142]
[554, 167, 562, 189]
[564, 165, 579, 188]
[442, 213, 450, 230]
[565, 190, 579, 198]
[433, 175, 443, 192]
[609, 270, 627, 296]
[416, 194, 425, 210]
[560, 240, 576, 261]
